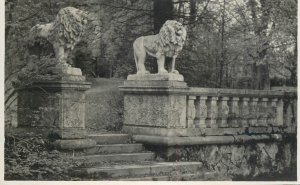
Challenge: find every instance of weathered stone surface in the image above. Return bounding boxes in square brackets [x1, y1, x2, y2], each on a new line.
[124, 94, 186, 129]
[127, 73, 184, 81]
[76, 162, 202, 179]
[55, 128, 87, 139]
[17, 81, 90, 130]
[52, 138, 96, 150]
[133, 20, 186, 75]
[49, 66, 83, 76]
[84, 144, 144, 155]
[78, 152, 155, 164]
[133, 134, 282, 146]
[117, 171, 229, 181]
[122, 80, 188, 89]
[123, 125, 288, 137]
[88, 134, 131, 144]
[30, 7, 88, 66]
[121, 79, 188, 131]
[144, 139, 296, 179]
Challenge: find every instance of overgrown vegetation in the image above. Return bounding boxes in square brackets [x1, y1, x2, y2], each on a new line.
[5, 129, 83, 180]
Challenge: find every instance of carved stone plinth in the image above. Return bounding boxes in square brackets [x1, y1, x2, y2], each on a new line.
[120, 74, 188, 136]
[17, 67, 96, 149]
[127, 73, 184, 81]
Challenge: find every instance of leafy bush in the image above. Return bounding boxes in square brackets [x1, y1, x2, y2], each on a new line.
[12, 55, 61, 88]
[5, 131, 83, 180]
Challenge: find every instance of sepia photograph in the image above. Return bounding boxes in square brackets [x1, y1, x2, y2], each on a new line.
[3, 0, 298, 182]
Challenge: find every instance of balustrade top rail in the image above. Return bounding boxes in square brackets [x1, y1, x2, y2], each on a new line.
[187, 87, 296, 97]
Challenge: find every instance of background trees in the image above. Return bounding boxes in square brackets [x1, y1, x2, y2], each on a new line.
[5, 0, 297, 89]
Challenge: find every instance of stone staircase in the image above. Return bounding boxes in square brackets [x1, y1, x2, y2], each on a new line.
[72, 133, 224, 181]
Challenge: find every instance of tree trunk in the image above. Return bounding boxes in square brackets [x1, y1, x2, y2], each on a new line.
[219, 0, 226, 87]
[189, 0, 197, 23]
[153, 0, 174, 33]
[251, 63, 270, 90]
[153, 0, 174, 71]
[248, 0, 271, 90]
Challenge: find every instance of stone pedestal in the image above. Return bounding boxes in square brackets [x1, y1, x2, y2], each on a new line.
[17, 67, 96, 149]
[120, 73, 189, 136]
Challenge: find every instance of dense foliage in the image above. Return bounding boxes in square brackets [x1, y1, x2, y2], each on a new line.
[5, 0, 297, 87]
[4, 1, 297, 180]
[5, 129, 83, 180]
[5, 0, 297, 129]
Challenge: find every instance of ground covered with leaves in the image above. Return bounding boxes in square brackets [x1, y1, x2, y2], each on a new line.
[4, 129, 84, 180]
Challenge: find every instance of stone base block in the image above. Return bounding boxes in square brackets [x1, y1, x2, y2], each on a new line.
[47, 67, 86, 81]
[123, 80, 187, 89]
[123, 126, 232, 136]
[55, 128, 87, 139]
[127, 73, 184, 81]
[52, 139, 96, 150]
[49, 66, 82, 76]
[120, 79, 188, 129]
[123, 126, 286, 137]
[133, 134, 282, 146]
[18, 80, 91, 128]
[123, 94, 187, 128]
[17, 80, 91, 147]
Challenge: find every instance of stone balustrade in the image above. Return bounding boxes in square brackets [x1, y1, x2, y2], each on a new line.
[186, 88, 296, 132]
[121, 74, 296, 139]
[120, 75, 296, 172]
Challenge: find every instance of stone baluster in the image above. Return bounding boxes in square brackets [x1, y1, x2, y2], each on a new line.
[257, 98, 268, 126]
[239, 97, 250, 127]
[276, 98, 284, 126]
[196, 96, 208, 128]
[267, 98, 278, 126]
[217, 97, 229, 127]
[186, 96, 196, 128]
[284, 99, 292, 128]
[292, 99, 297, 126]
[249, 98, 259, 126]
[228, 97, 240, 127]
[207, 97, 218, 128]
[193, 97, 200, 127]
[257, 98, 263, 126]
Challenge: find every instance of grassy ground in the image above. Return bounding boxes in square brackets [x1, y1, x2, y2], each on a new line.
[85, 78, 124, 132]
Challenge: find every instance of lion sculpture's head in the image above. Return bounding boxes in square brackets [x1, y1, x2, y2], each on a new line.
[158, 20, 187, 57]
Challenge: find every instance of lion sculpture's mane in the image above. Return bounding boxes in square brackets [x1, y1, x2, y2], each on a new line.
[133, 20, 187, 74]
[30, 7, 88, 66]
[157, 20, 187, 57]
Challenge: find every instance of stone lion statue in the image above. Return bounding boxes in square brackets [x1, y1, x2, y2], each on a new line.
[30, 7, 88, 67]
[133, 20, 187, 75]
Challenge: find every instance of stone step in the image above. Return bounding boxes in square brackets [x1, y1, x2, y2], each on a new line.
[78, 152, 155, 164]
[117, 171, 230, 181]
[84, 144, 144, 155]
[88, 134, 131, 144]
[77, 162, 203, 179]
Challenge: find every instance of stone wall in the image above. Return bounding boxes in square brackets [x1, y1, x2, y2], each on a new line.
[122, 77, 297, 180]
[145, 136, 296, 180]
